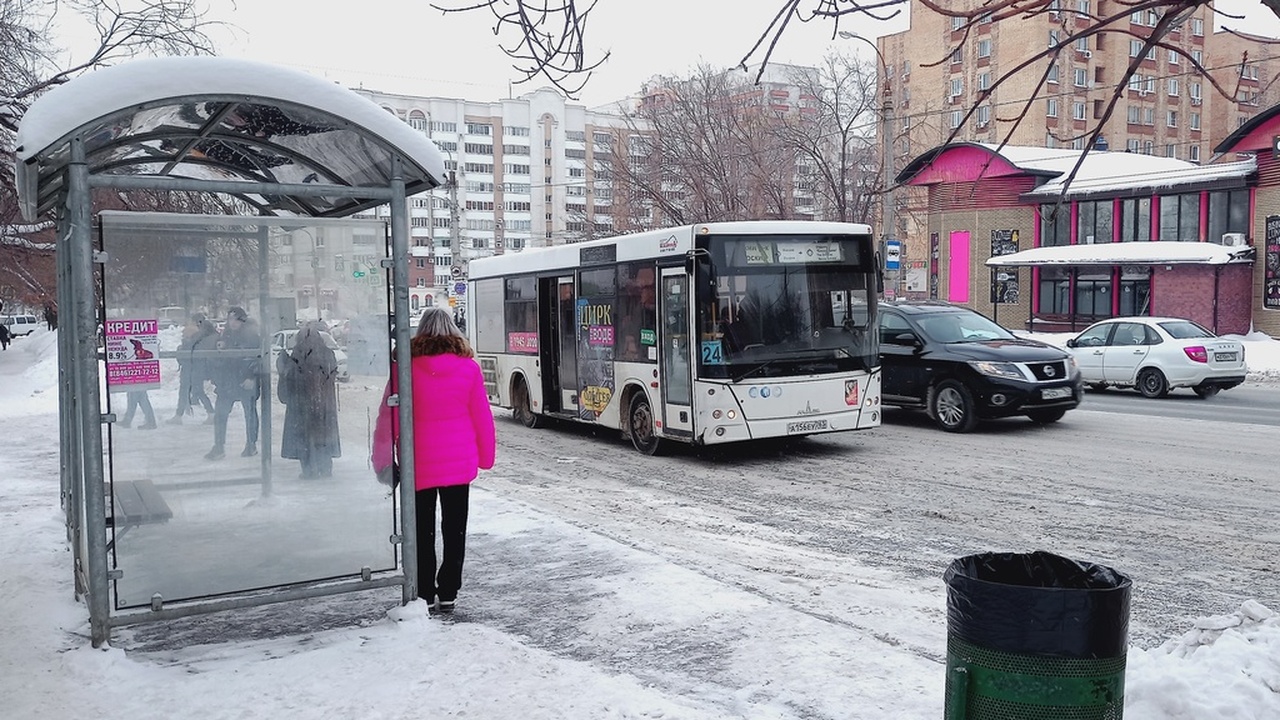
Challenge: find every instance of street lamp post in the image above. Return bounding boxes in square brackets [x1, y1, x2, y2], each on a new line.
[839, 31, 897, 294]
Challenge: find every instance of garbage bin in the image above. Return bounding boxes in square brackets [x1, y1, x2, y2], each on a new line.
[943, 551, 1132, 720]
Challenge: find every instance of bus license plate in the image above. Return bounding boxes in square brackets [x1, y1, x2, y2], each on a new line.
[787, 420, 828, 434]
[1215, 352, 1237, 362]
[1041, 387, 1072, 400]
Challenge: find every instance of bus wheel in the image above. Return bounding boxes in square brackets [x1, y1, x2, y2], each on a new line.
[628, 393, 663, 455]
[513, 378, 542, 428]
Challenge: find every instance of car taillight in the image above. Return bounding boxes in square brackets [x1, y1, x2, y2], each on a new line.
[1184, 346, 1208, 363]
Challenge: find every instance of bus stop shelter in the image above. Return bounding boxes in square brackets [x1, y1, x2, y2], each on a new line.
[13, 56, 443, 647]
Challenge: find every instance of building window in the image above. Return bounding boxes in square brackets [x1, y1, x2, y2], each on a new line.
[977, 39, 991, 58]
[1040, 204, 1071, 247]
[1192, 17, 1204, 35]
[978, 72, 991, 91]
[1190, 112, 1201, 130]
[1167, 78, 1179, 97]
[1075, 270, 1112, 317]
[1207, 190, 1250, 243]
[1129, 39, 1143, 57]
[950, 48, 962, 64]
[465, 123, 492, 135]
[1075, 37, 1089, 52]
[1158, 193, 1200, 241]
[1168, 49, 1179, 64]
[1189, 145, 1201, 162]
[1038, 266, 1071, 313]
[949, 77, 963, 97]
[1077, 200, 1112, 244]
[1165, 145, 1176, 158]
[1049, 30, 1059, 47]
[506, 126, 530, 136]
[1048, 64, 1060, 84]
[1119, 271, 1151, 316]
[1167, 110, 1178, 127]
[976, 105, 991, 126]
[1120, 198, 1151, 242]
[1046, 98, 1058, 117]
[1072, 102, 1086, 120]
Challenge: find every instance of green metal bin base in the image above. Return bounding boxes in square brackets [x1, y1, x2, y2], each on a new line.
[944, 635, 1126, 720]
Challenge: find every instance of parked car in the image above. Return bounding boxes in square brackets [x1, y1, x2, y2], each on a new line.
[879, 302, 1083, 432]
[270, 329, 350, 382]
[0, 313, 40, 337]
[1064, 316, 1246, 398]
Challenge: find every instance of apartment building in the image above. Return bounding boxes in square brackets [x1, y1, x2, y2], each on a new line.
[350, 86, 633, 308]
[876, 0, 1280, 265]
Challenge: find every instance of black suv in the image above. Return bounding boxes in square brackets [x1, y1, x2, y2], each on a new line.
[879, 302, 1082, 432]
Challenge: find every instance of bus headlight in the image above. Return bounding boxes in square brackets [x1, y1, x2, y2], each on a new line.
[727, 410, 737, 419]
[712, 409, 722, 419]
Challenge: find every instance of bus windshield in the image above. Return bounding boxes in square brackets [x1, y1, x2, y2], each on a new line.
[695, 233, 879, 381]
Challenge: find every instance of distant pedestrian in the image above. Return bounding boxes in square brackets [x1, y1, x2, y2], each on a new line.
[168, 313, 218, 424]
[278, 323, 342, 478]
[205, 306, 262, 460]
[372, 307, 495, 615]
[43, 300, 57, 331]
[0, 322, 11, 350]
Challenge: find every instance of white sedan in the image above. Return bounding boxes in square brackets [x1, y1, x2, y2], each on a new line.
[1065, 317, 1246, 398]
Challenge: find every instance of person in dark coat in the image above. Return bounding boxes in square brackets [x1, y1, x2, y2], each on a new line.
[168, 313, 218, 424]
[205, 306, 262, 460]
[0, 322, 10, 350]
[278, 323, 341, 478]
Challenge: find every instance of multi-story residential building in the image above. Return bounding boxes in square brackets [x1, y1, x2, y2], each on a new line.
[350, 87, 633, 309]
[877, 1, 1280, 259]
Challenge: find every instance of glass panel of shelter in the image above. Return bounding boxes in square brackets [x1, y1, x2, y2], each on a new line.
[98, 213, 396, 609]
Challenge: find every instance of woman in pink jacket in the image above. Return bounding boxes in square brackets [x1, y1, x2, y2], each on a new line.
[373, 307, 496, 614]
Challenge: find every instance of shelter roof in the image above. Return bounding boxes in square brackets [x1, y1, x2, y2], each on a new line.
[897, 142, 1192, 188]
[985, 241, 1256, 267]
[14, 56, 446, 221]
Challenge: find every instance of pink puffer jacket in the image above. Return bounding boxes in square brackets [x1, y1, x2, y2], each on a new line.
[372, 352, 496, 490]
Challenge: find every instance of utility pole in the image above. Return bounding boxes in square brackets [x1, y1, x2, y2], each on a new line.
[448, 170, 461, 276]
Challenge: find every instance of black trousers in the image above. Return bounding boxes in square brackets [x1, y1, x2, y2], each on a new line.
[415, 484, 470, 603]
[212, 388, 259, 448]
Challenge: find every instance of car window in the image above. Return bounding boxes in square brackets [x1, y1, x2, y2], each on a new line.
[878, 311, 912, 342]
[1074, 324, 1112, 347]
[1111, 322, 1149, 347]
[915, 310, 1015, 343]
[1157, 320, 1214, 339]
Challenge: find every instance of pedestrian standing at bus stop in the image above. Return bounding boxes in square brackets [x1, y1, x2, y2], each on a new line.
[372, 306, 495, 615]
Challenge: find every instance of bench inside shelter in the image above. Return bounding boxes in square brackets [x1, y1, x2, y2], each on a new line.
[109, 479, 173, 546]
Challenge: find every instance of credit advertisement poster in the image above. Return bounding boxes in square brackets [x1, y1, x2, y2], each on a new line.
[1266, 215, 1280, 311]
[105, 318, 161, 389]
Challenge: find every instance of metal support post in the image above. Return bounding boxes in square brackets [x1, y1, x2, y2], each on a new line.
[69, 138, 111, 647]
[388, 156, 419, 605]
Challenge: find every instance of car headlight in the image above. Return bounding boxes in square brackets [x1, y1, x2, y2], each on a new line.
[967, 360, 1024, 380]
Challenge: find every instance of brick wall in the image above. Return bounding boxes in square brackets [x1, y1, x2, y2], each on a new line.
[930, 200, 1038, 327]
[1153, 264, 1252, 335]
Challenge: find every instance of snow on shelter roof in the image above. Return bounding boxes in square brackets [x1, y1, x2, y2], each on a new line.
[13, 56, 447, 221]
[986, 240, 1257, 267]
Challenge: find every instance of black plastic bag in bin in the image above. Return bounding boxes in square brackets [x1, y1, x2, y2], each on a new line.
[944, 550, 1132, 659]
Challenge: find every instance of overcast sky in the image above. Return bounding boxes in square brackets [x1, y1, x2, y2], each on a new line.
[49, 0, 1280, 107]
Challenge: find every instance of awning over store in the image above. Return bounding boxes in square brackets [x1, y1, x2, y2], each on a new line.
[986, 241, 1256, 267]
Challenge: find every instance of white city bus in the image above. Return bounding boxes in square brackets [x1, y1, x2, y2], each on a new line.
[466, 221, 882, 454]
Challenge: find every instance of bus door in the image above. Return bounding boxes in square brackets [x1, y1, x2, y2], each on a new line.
[659, 267, 693, 435]
[555, 276, 579, 414]
[537, 276, 561, 413]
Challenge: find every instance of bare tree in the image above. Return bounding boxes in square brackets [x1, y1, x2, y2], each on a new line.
[444, 1, 1280, 175]
[772, 54, 882, 224]
[0, 0, 219, 305]
[587, 66, 814, 238]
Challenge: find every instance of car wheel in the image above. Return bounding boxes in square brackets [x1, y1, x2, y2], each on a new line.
[929, 380, 978, 433]
[1137, 368, 1168, 398]
[1192, 384, 1221, 399]
[1027, 408, 1067, 424]
[628, 393, 663, 455]
[512, 377, 542, 428]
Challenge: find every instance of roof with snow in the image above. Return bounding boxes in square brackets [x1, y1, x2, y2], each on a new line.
[1214, 102, 1280, 156]
[986, 240, 1257, 267]
[896, 142, 1249, 198]
[13, 56, 447, 221]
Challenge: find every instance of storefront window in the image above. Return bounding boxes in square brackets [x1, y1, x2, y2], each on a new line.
[1076, 200, 1113, 244]
[1037, 267, 1071, 313]
[1119, 197, 1151, 242]
[1158, 192, 1200, 241]
[1119, 266, 1151, 316]
[1040, 204, 1071, 247]
[1075, 267, 1112, 316]
[1206, 190, 1249, 244]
